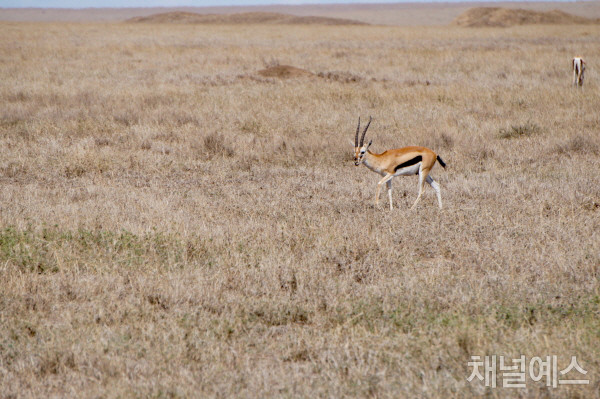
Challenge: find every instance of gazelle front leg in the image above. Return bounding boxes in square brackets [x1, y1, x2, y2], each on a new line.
[375, 173, 394, 208]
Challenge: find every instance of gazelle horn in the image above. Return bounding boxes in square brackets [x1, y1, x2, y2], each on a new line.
[355, 117, 361, 148]
[360, 116, 372, 147]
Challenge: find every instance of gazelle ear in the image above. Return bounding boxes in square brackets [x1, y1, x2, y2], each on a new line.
[349, 139, 356, 147]
[366, 140, 372, 149]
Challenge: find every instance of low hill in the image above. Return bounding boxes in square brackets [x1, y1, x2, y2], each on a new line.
[127, 11, 367, 25]
[453, 7, 598, 27]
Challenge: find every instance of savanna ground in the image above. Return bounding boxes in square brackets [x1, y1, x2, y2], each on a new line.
[1, 13, 599, 399]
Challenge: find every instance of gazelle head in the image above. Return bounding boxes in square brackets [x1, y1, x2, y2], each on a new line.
[354, 116, 372, 166]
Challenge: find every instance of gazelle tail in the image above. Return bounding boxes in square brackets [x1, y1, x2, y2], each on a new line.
[437, 155, 447, 169]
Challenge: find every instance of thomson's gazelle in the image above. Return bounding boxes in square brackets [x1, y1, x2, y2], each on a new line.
[572, 57, 586, 87]
[353, 117, 446, 210]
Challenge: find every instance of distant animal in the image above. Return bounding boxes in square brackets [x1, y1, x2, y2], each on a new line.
[572, 57, 586, 87]
[353, 116, 446, 210]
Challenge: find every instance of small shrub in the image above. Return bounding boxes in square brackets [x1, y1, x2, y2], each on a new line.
[424, 132, 454, 150]
[113, 110, 139, 127]
[94, 137, 111, 147]
[498, 121, 540, 139]
[238, 119, 263, 135]
[2, 162, 28, 178]
[64, 163, 87, 178]
[140, 140, 152, 150]
[203, 132, 235, 157]
[554, 135, 598, 155]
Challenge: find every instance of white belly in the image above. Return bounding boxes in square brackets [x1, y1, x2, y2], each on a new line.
[394, 163, 421, 176]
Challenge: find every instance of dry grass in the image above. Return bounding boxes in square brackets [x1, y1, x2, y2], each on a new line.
[0, 18, 599, 398]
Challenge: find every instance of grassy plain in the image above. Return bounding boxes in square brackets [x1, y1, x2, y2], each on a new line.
[1, 17, 599, 398]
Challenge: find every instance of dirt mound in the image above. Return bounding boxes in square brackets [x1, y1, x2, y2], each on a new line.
[127, 11, 367, 25]
[257, 65, 314, 79]
[453, 7, 597, 27]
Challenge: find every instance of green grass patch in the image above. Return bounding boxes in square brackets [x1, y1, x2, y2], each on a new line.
[0, 226, 216, 273]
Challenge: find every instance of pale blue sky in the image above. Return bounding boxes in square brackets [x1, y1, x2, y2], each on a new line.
[6, 0, 415, 7]
[1, 0, 566, 8]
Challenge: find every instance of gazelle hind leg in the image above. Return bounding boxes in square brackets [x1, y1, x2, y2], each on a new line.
[410, 169, 426, 210]
[386, 180, 393, 210]
[426, 175, 443, 209]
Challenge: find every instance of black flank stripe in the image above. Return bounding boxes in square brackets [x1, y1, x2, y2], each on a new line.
[394, 155, 422, 172]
